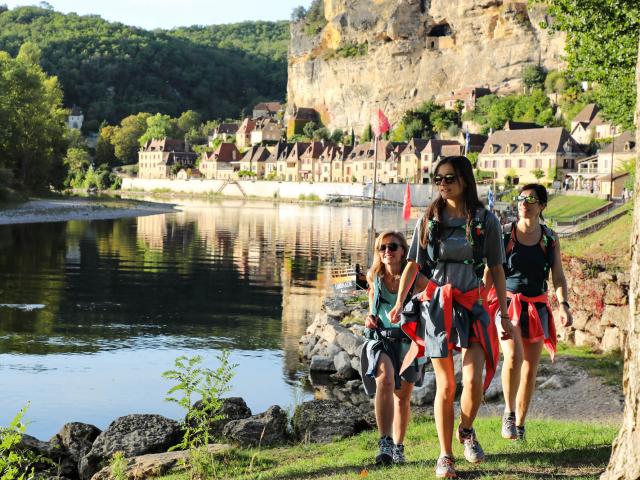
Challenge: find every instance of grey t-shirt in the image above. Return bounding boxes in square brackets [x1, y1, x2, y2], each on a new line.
[408, 208, 505, 292]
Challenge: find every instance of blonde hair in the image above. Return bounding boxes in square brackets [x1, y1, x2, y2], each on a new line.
[368, 230, 409, 279]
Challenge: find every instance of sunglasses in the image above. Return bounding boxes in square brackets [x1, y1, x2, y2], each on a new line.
[433, 174, 457, 185]
[517, 195, 540, 205]
[379, 242, 400, 253]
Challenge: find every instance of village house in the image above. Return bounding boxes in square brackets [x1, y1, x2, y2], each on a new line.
[399, 139, 429, 184]
[286, 106, 319, 138]
[137, 138, 198, 179]
[570, 103, 620, 145]
[299, 141, 327, 181]
[278, 142, 309, 181]
[266, 141, 292, 179]
[417, 140, 462, 183]
[321, 144, 353, 182]
[239, 145, 271, 178]
[444, 86, 492, 113]
[478, 127, 584, 184]
[426, 21, 455, 51]
[208, 123, 239, 144]
[566, 130, 635, 197]
[67, 105, 84, 130]
[347, 140, 396, 184]
[252, 102, 283, 120]
[250, 118, 283, 145]
[236, 118, 256, 148]
[199, 143, 241, 180]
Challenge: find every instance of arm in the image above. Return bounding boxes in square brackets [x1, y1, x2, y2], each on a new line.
[365, 271, 378, 329]
[388, 260, 420, 324]
[489, 264, 513, 339]
[550, 237, 573, 327]
[482, 265, 494, 290]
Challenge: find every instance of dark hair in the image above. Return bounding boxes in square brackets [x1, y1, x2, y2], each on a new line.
[520, 183, 548, 220]
[420, 156, 483, 248]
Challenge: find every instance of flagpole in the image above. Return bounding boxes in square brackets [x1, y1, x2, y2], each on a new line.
[370, 134, 379, 256]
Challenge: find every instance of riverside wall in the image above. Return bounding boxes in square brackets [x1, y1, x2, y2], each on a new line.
[122, 178, 491, 207]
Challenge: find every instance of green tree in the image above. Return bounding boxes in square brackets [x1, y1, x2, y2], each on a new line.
[302, 121, 318, 139]
[176, 110, 202, 137]
[522, 64, 546, 92]
[532, 168, 545, 182]
[139, 113, 173, 146]
[537, 0, 640, 129]
[110, 112, 150, 164]
[95, 124, 117, 166]
[361, 124, 373, 142]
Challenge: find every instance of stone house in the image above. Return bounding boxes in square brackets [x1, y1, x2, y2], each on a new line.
[236, 118, 256, 148]
[399, 138, 429, 184]
[250, 118, 283, 145]
[266, 141, 293, 179]
[320, 144, 353, 182]
[444, 86, 492, 113]
[138, 138, 198, 179]
[239, 145, 271, 178]
[418, 140, 462, 183]
[478, 127, 584, 184]
[286, 106, 319, 138]
[277, 142, 309, 181]
[67, 105, 84, 130]
[208, 123, 239, 144]
[347, 140, 396, 184]
[252, 102, 283, 120]
[570, 104, 601, 145]
[199, 143, 241, 180]
[299, 141, 327, 181]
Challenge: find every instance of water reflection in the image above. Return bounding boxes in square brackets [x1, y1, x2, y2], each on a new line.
[0, 200, 410, 438]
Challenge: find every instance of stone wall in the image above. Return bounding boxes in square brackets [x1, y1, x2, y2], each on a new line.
[558, 257, 629, 352]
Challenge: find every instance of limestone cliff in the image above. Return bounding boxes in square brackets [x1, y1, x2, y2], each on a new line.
[287, 0, 566, 131]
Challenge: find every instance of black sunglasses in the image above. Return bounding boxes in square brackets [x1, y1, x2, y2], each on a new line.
[379, 242, 400, 252]
[517, 195, 540, 204]
[433, 174, 457, 185]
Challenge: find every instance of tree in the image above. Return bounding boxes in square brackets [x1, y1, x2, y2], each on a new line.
[361, 124, 373, 142]
[601, 34, 640, 480]
[532, 168, 545, 182]
[521, 64, 546, 92]
[176, 110, 202, 137]
[139, 113, 173, 146]
[291, 6, 306, 21]
[302, 121, 318, 139]
[111, 113, 150, 164]
[95, 125, 117, 167]
[537, 0, 640, 130]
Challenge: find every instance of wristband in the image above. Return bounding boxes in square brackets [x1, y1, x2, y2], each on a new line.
[500, 314, 510, 319]
[560, 301, 571, 309]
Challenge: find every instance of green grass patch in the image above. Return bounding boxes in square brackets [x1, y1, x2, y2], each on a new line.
[158, 416, 616, 479]
[545, 196, 608, 221]
[553, 344, 623, 387]
[562, 210, 632, 270]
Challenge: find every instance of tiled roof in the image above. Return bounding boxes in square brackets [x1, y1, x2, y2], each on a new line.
[481, 127, 583, 156]
[600, 131, 636, 154]
[504, 121, 541, 130]
[572, 104, 600, 124]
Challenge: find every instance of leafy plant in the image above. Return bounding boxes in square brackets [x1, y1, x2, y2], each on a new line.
[0, 404, 40, 480]
[109, 451, 128, 480]
[532, 168, 545, 181]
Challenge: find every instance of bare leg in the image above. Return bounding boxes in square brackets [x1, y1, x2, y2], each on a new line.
[374, 354, 395, 437]
[393, 380, 414, 444]
[459, 342, 485, 429]
[499, 325, 523, 413]
[516, 341, 544, 426]
[432, 353, 456, 457]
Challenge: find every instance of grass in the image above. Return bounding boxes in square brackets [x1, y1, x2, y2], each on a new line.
[545, 196, 609, 221]
[561, 210, 632, 270]
[157, 416, 617, 479]
[553, 344, 623, 387]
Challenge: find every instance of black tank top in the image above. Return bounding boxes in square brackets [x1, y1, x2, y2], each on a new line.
[504, 230, 549, 297]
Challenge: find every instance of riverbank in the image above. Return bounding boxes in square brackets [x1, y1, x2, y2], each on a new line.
[0, 197, 177, 225]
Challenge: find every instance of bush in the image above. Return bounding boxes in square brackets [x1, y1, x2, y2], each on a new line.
[0, 404, 46, 480]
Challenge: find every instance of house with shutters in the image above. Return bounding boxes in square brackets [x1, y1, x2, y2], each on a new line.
[138, 138, 198, 179]
[199, 143, 241, 180]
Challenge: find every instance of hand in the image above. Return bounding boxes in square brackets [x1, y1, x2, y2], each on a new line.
[500, 315, 514, 340]
[558, 304, 573, 328]
[365, 314, 379, 329]
[389, 304, 402, 324]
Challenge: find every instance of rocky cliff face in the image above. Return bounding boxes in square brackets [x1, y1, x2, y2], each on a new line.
[288, 0, 566, 131]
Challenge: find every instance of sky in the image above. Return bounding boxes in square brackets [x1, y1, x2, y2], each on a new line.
[3, 0, 314, 29]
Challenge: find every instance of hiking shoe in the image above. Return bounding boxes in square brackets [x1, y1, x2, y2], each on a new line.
[375, 436, 394, 466]
[502, 411, 517, 439]
[516, 425, 526, 441]
[392, 443, 406, 464]
[456, 425, 485, 464]
[435, 455, 457, 478]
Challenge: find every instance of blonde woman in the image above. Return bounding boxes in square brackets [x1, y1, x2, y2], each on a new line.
[361, 230, 427, 465]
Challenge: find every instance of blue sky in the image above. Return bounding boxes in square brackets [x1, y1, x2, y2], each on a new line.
[3, 1, 314, 29]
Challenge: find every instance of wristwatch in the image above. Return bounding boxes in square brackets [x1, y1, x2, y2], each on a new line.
[560, 301, 571, 309]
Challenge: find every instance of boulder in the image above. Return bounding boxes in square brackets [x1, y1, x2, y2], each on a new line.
[79, 414, 182, 480]
[310, 355, 337, 373]
[600, 305, 629, 330]
[292, 400, 372, 443]
[411, 372, 436, 405]
[333, 351, 358, 380]
[335, 331, 365, 357]
[539, 375, 565, 390]
[190, 397, 252, 439]
[574, 330, 599, 349]
[601, 326, 623, 352]
[19, 434, 75, 479]
[51, 422, 101, 464]
[604, 283, 628, 306]
[222, 405, 289, 447]
[483, 364, 504, 401]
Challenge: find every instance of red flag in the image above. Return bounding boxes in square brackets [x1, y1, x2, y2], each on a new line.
[402, 183, 411, 223]
[371, 109, 390, 137]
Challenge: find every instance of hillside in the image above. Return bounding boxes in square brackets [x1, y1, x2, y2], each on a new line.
[0, 5, 289, 129]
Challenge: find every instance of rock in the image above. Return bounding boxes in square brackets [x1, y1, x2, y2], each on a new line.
[617, 272, 630, 286]
[536, 376, 548, 386]
[483, 364, 503, 401]
[584, 316, 606, 338]
[90, 444, 231, 480]
[539, 375, 565, 390]
[604, 283, 628, 306]
[453, 352, 463, 386]
[571, 310, 591, 331]
[222, 405, 289, 447]
[335, 331, 365, 357]
[346, 379, 362, 390]
[597, 272, 615, 282]
[190, 397, 252, 439]
[19, 434, 74, 478]
[323, 298, 348, 319]
[310, 355, 337, 373]
[333, 351, 358, 380]
[411, 372, 436, 405]
[601, 327, 623, 352]
[349, 324, 366, 337]
[51, 423, 101, 464]
[292, 400, 372, 443]
[574, 330, 599, 349]
[350, 356, 361, 373]
[600, 305, 629, 330]
[79, 414, 182, 480]
[326, 342, 343, 358]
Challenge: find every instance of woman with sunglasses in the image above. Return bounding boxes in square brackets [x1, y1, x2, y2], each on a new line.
[362, 230, 428, 465]
[486, 184, 572, 441]
[389, 156, 511, 478]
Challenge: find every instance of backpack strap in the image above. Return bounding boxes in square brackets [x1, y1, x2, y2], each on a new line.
[504, 221, 517, 256]
[425, 217, 440, 273]
[372, 275, 382, 317]
[468, 208, 489, 279]
[540, 225, 556, 274]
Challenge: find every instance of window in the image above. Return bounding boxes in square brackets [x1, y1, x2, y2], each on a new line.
[505, 159, 511, 168]
[518, 159, 526, 168]
[535, 158, 542, 168]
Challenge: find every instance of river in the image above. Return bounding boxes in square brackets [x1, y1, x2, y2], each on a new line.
[0, 199, 414, 439]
